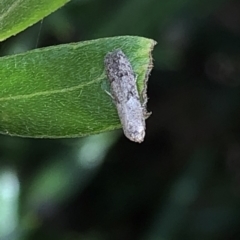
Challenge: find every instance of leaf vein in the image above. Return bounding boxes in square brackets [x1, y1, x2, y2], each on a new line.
[0, 75, 105, 101]
[0, 0, 23, 22]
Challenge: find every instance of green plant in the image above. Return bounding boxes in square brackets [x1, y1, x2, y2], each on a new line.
[0, 0, 156, 138]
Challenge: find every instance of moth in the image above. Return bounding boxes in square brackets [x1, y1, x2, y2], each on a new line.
[104, 49, 146, 143]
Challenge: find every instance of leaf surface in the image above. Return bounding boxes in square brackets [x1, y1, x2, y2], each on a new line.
[0, 0, 70, 41]
[0, 36, 156, 138]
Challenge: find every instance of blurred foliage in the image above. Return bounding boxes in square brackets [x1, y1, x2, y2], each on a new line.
[1, 0, 240, 240]
[0, 0, 70, 41]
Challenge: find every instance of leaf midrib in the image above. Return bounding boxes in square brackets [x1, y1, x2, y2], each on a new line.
[0, 74, 105, 102]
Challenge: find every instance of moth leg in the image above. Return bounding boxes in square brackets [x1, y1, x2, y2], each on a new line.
[134, 73, 138, 83]
[105, 90, 114, 99]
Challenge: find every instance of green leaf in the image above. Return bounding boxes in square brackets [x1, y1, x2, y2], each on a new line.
[0, 36, 156, 138]
[0, 0, 70, 41]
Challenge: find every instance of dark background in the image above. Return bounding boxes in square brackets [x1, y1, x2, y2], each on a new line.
[1, 0, 240, 239]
